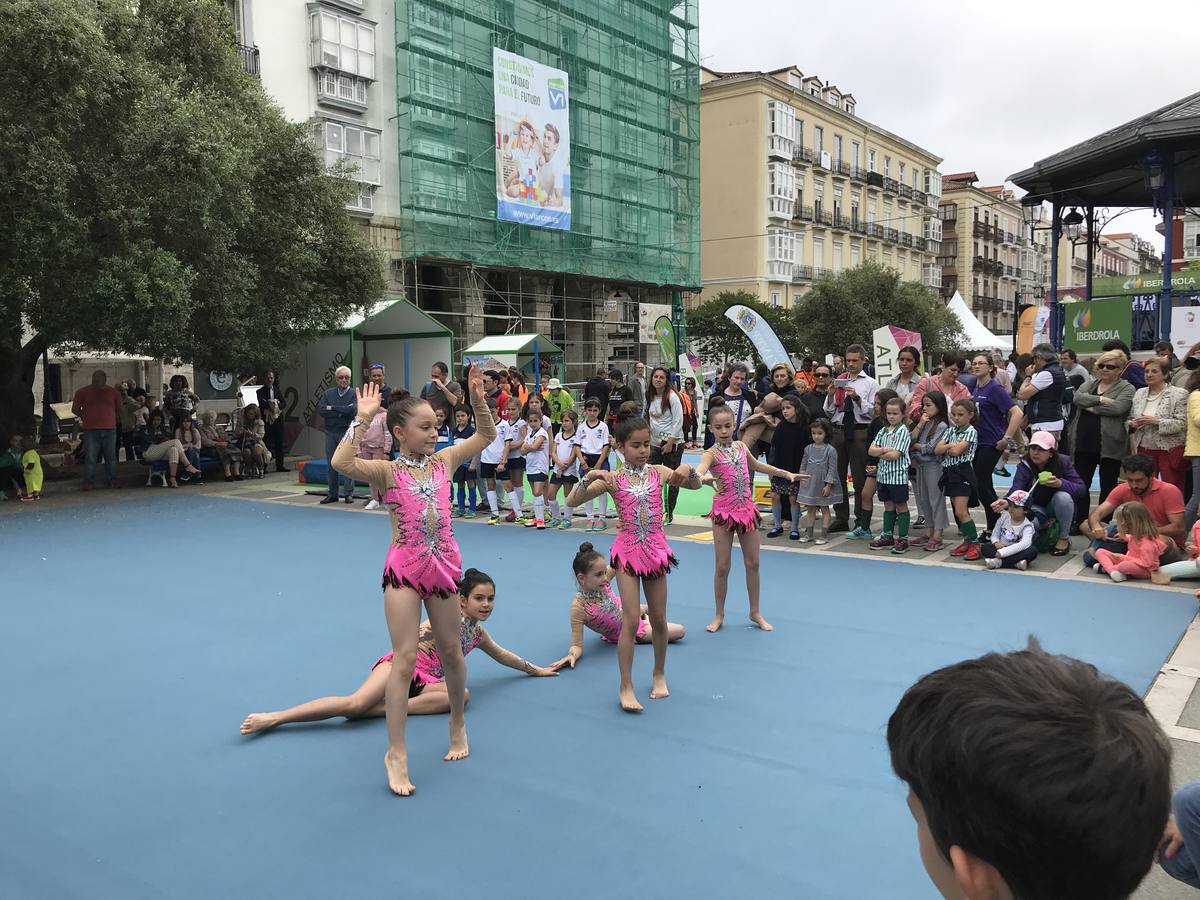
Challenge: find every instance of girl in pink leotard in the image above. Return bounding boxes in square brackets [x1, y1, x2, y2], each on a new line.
[332, 368, 495, 797]
[240, 570, 561, 735]
[553, 542, 685, 670]
[693, 404, 805, 634]
[565, 414, 699, 712]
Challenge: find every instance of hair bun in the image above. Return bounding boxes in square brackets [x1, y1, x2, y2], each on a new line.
[463, 567, 480, 577]
[578, 542, 594, 553]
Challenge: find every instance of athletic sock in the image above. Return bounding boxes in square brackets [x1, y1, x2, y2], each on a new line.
[772, 502, 783, 529]
[467, 486, 477, 513]
[514, 487, 525, 515]
[585, 499, 595, 519]
[896, 511, 910, 538]
[959, 518, 978, 542]
[533, 496, 544, 521]
[564, 504, 574, 522]
[549, 499, 561, 519]
[487, 490, 499, 515]
[790, 503, 802, 531]
[857, 507, 872, 530]
[456, 483, 465, 511]
[881, 510, 896, 536]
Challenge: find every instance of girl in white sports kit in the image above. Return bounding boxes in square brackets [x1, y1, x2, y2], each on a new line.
[521, 408, 552, 529]
[501, 397, 528, 523]
[549, 409, 583, 529]
[478, 398, 509, 524]
[577, 398, 612, 532]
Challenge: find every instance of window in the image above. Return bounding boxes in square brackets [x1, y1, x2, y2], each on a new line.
[884, 156, 891, 178]
[833, 134, 843, 163]
[795, 118, 804, 147]
[788, 72, 802, 88]
[767, 227, 794, 278]
[851, 141, 861, 169]
[768, 162, 796, 217]
[770, 291, 781, 307]
[924, 169, 941, 199]
[851, 245, 861, 267]
[813, 238, 825, 268]
[868, 148, 876, 173]
[318, 70, 369, 107]
[813, 126, 824, 154]
[311, 11, 376, 80]
[833, 242, 844, 273]
[844, 100, 855, 115]
[813, 179, 825, 216]
[851, 190, 861, 223]
[347, 184, 374, 213]
[316, 119, 382, 184]
[766, 100, 796, 156]
[883, 201, 893, 225]
[898, 161, 905, 184]
[793, 292, 803, 304]
[940, 203, 957, 221]
[808, 85, 820, 97]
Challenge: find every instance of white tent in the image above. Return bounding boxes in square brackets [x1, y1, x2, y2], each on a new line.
[279, 296, 452, 459]
[947, 292, 1008, 350]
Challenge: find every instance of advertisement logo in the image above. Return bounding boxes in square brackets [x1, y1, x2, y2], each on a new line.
[547, 77, 567, 109]
[1073, 308, 1091, 329]
[738, 309, 758, 331]
[1123, 275, 1144, 292]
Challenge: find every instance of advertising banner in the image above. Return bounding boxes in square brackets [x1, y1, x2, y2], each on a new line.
[653, 315, 676, 365]
[494, 48, 571, 230]
[724, 305, 791, 371]
[1093, 272, 1200, 298]
[871, 325, 923, 384]
[1062, 298, 1132, 353]
[638, 302, 671, 343]
[1172, 308, 1200, 356]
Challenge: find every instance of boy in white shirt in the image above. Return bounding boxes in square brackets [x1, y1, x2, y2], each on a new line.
[478, 398, 508, 524]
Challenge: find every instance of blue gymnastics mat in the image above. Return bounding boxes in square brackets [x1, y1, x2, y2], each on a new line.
[1, 496, 1195, 899]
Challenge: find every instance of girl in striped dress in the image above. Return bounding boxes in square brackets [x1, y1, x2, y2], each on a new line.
[693, 404, 804, 635]
[936, 398, 982, 560]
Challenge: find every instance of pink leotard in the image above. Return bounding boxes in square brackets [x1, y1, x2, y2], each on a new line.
[372, 617, 484, 685]
[381, 457, 461, 598]
[707, 442, 761, 533]
[609, 466, 677, 578]
[578, 584, 649, 643]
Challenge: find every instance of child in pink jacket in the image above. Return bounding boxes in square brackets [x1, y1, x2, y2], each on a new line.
[1093, 501, 1166, 582]
[359, 409, 392, 509]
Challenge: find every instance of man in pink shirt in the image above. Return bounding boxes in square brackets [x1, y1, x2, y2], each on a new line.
[72, 369, 123, 490]
[1083, 453, 1186, 567]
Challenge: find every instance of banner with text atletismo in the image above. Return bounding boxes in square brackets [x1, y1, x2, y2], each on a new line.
[494, 48, 571, 230]
[1062, 298, 1132, 353]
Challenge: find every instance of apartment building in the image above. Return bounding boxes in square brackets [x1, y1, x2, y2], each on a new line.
[699, 65, 943, 310]
[938, 174, 1031, 334]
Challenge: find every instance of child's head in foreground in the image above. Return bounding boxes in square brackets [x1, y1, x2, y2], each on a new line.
[887, 637, 1171, 900]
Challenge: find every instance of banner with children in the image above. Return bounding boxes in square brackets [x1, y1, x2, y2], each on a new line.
[493, 48, 571, 230]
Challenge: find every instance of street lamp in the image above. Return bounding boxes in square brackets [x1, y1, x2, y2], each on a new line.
[1021, 196, 1043, 227]
[1062, 207, 1085, 242]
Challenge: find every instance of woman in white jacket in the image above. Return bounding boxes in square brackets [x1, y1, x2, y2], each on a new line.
[1129, 357, 1188, 492]
[646, 366, 685, 524]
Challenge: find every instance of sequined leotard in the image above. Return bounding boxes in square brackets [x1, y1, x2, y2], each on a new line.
[609, 466, 677, 578]
[707, 442, 762, 533]
[571, 583, 650, 643]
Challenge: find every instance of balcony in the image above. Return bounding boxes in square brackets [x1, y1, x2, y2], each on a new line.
[849, 165, 867, 184]
[816, 209, 833, 226]
[793, 145, 814, 165]
[812, 266, 826, 279]
[922, 264, 942, 289]
[900, 233, 913, 248]
[899, 184, 913, 200]
[794, 205, 814, 222]
[832, 160, 850, 179]
[973, 221, 986, 238]
[866, 171, 884, 191]
[883, 177, 899, 194]
[238, 43, 260, 77]
[912, 189, 927, 206]
[885, 227, 899, 243]
[792, 265, 815, 282]
[833, 213, 851, 231]
[867, 223, 883, 238]
[1005, 264, 1015, 276]
[852, 220, 867, 235]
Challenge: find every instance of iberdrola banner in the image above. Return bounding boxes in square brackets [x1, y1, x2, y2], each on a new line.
[724, 304, 791, 371]
[872, 325, 923, 384]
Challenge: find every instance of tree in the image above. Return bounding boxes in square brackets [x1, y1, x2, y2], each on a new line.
[686, 291, 802, 365]
[790, 263, 964, 360]
[0, 0, 384, 440]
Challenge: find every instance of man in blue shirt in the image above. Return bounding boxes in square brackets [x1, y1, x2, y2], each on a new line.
[319, 365, 358, 504]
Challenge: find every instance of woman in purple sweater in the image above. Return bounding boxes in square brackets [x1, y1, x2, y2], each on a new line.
[1005, 431, 1085, 556]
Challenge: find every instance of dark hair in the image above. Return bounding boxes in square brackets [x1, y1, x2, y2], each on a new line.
[1102, 338, 1132, 357]
[897, 345, 922, 370]
[148, 409, 165, 425]
[1061, 348, 1078, 362]
[972, 352, 997, 377]
[919, 390, 950, 427]
[753, 362, 770, 381]
[613, 415, 650, 445]
[887, 638, 1171, 900]
[484, 369, 501, 383]
[460, 568, 494, 597]
[584, 396, 602, 410]
[1025, 442, 1063, 477]
[453, 404, 472, 421]
[615, 400, 640, 423]
[706, 402, 734, 424]
[432, 361, 449, 377]
[808, 417, 833, 442]
[386, 388, 411, 405]
[644, 365, 675, 409]
[387, 395, 432, 436]
[939, 351, 964, 371]
[1121, 454, 1156, 477]
[608, 369, 624, 382]
[874, 388, 898, 414]
[845, 343, 866, 358]
[884, 397, 905, 416]
[572, 541, 604, 576]
[951, 397, 978, 425]
[726, 363, 749, 378]
[485, 396, 498, 411]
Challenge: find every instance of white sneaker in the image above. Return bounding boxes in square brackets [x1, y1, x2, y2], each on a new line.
[364, 499, 380, 510]
[1109, 570, 1127, 582]
[985, 557, 1002, 569]
[1015, 560, 1028, 571]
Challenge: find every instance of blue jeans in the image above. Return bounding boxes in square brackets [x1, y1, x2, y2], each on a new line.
[1160, 781, 1200, 887]
[1029, 490, 1074, 539]
[325, 429, 354, 498]
[82, 429, 117, 484]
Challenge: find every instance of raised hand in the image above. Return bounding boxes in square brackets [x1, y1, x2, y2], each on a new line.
[356, 381, 382, 420]
[467, 364, 484, 403]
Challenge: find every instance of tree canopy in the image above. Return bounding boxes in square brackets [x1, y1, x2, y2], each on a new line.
[0, 0, 384, 437]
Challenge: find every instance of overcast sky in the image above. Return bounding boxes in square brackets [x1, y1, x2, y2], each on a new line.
[699, 0, 1196, 254]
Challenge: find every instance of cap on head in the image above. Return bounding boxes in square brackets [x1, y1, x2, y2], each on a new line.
[1029, 431, 1057, 451]
[1006, 489, 1031, 508]
[547, 378, 562, 390]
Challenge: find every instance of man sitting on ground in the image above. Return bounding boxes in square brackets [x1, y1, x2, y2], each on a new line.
[888, 638, 1172, 900]
[1083, 453, 1186, 568]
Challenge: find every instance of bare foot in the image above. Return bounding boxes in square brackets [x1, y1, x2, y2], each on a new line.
[706, 614, 724, 633]
[444, 716, 470, 761]
[240, 712, 279, 734]
[750, 613, 774, 632]
[384, 749, 415, 796]
[619, 685, 644, 712]
[650, 673, 670, 699]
